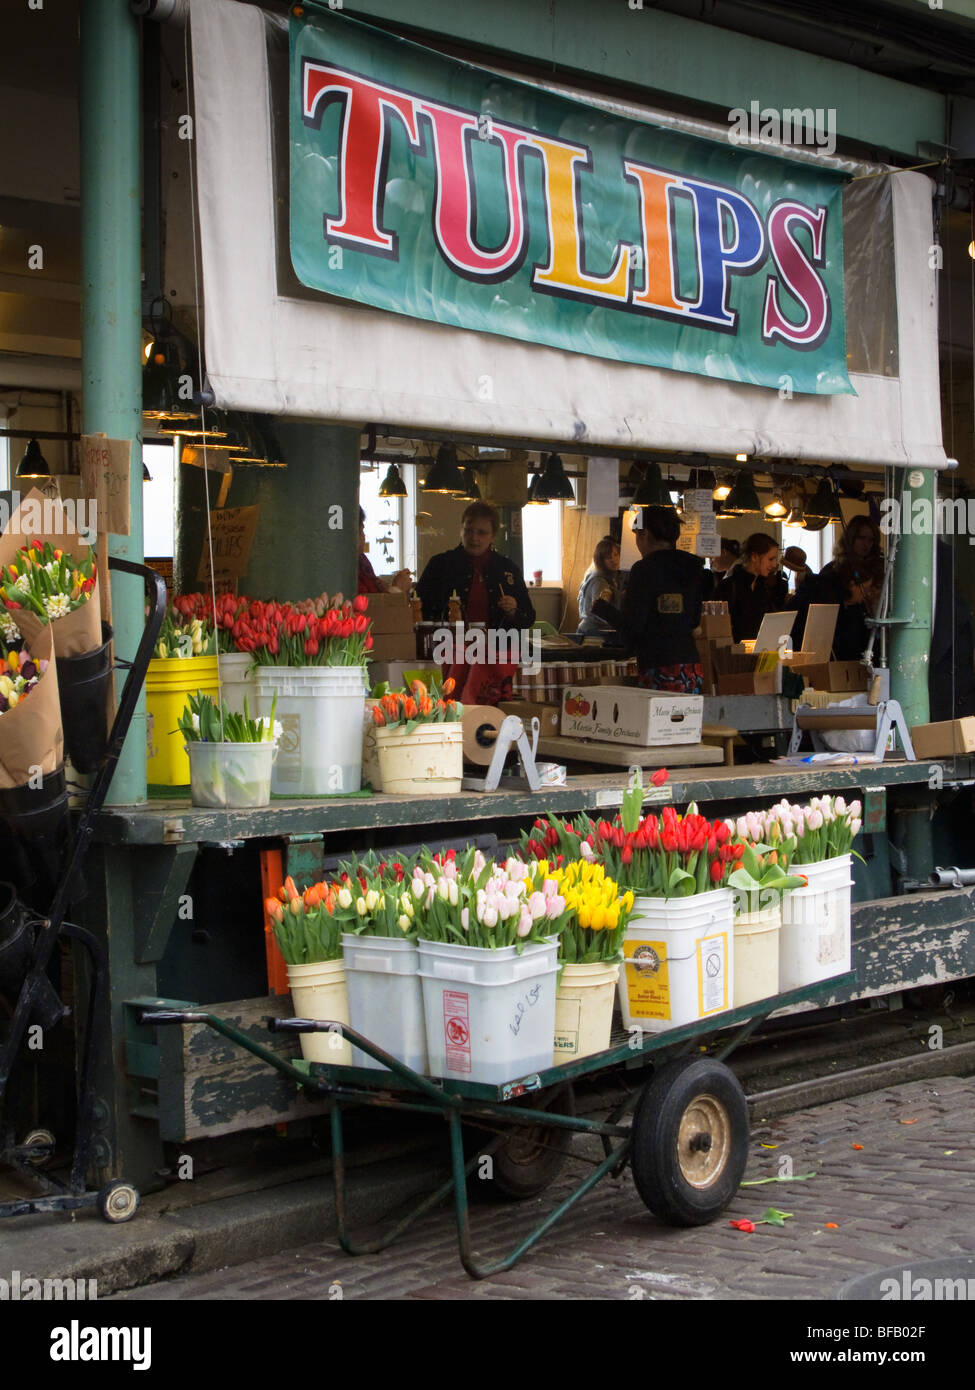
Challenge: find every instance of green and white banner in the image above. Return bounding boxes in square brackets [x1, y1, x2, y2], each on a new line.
[290, 8, 851, 395]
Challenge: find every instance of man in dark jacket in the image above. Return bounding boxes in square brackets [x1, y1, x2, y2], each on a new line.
[416, 503, 535, 629]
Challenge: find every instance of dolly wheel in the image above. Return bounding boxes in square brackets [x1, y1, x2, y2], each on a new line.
[631, 1056, 749, 1227]
[468, 1081, 575, 1202]
[22, 1129, 56, 1167]
[99, 1181, 140, 1224]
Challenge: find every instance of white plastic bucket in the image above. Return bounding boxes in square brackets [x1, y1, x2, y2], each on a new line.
[217, 652, 257, 717]
[779, 855, 853, 992]
[341, 932, 427, 1073]
[554, 960, 620, 1061]
[417, 937, 559, 1085]
[734, 902, 782, 1008]
[618, 890, 733, 1033]
[376, 724, 464, 795]
[186, 740, 274, 809]
[286, 958, 352, 1065]
[254, 665, 367, 796]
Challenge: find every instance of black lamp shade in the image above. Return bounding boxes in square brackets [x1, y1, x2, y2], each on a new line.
[423, 445, 466, 493]
[379, 463, 408, 498]
[632, 462, 674, 508]
[16, 439, 51, 479]
[722, 471, 762, 514]
[458, 467, 481, 502]
[805, 477, 842, 523]
[526, 472, 549, 505]
[537, 453, 574, 501]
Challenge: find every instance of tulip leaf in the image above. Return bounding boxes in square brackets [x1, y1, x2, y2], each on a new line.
[760, 1207, 793, 1226]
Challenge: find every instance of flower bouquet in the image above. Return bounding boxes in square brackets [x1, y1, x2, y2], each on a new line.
[264, 876, 350, 1064]
[155, 603, 217, 659]
[177, 691, 280, 808]
[248, 594, 373, 667]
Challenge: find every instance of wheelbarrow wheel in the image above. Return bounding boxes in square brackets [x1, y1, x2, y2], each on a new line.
[467, 1081, 576, 1202]
[99, 1181, 140, 1224]
[631, 1056, 748, 1227]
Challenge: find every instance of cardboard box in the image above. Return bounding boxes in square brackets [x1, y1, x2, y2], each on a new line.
[364, 591, 414, 635]
[368, 631, 417, 662]
[499, 702, 561, 738]
[716, 672, 779, 696]
[700, 612, 733, 641]
[560, 685, 703, 746]
[798, 661, 869, 692]
[908, 717, 975, 759]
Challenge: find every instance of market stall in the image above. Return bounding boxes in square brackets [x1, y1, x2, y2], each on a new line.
[4, 0, 971, 1215]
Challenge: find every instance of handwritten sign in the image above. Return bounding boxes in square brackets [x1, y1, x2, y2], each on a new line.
[80, 434, 131, 537]
[197, 505, 258, 584]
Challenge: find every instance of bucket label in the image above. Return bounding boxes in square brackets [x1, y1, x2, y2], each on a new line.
[145, 710, 157, 759]
[554, 997, 581, 1054]
[275, 713, 302, 784]
[442, 989, 471, 1073]
[697, 933, 729, 1015]
[817, 899, 842, 964]
[623, 939, 670, 1021]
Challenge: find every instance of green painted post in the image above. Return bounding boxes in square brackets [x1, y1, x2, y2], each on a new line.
[888, 467, 935, 880]
[81, 0, 145, 805]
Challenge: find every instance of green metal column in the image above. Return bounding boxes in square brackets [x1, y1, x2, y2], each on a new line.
[888, 467, 935, 880]
[81, 0, 145, 805]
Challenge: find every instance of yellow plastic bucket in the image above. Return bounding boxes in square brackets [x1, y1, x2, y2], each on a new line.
[733, 903, 782, 1008]
[145, 656, 219, 786]
[554, 961, 620, 1061]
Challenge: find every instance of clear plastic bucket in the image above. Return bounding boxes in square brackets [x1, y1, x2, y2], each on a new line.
[618, 890, 733, 1033]
[341, 933, 427, 1072]
[554, 960, 619, 1061]
[779, 855, 853, 991]
[186, 741, 274, 809]
[286, 958, 351, 1065]
[254, 665, 367, 796]
[417, 937, 559, 1085]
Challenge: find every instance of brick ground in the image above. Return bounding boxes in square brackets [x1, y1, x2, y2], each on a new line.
[109, 1075, 975, 1302]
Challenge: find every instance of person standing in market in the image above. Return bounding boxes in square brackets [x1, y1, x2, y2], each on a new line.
[799, 516, 884, 659]
[576, 535, 625, 637]
[416, 501, 535, 703]
[715, 533, 786, 642]
[594, 505, 706, 693]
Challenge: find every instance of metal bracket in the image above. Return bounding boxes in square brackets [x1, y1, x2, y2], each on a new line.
[790, 698, 916, 762]
[462, 715, 543, 792]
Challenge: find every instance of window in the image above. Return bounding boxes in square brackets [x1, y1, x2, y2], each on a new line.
[0, 434, 10, 492]
[520, 500, 563, 584]
[360, 462, 417, 580]
[780, 521, 826, 586]
[143, 442, 177, 558]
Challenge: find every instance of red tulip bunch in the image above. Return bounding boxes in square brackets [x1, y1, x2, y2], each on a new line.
[246, 593, 372, 666]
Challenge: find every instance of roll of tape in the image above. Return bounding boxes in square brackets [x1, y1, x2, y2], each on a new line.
[462, 705, 505, 766]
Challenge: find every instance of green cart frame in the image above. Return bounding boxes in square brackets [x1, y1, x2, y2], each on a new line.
[139, 971, 854, 1280]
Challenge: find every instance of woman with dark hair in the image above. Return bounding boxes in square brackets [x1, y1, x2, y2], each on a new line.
[715, 532, 786, 642]
[595, 505, 706, 693]
[577, 535, 623, 636]
[803, 516, 884, 659]
[415, 501, 535, 629]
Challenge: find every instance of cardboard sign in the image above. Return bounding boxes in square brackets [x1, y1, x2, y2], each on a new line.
[197, 506, 258, 584]
[81, 434, 131, 537]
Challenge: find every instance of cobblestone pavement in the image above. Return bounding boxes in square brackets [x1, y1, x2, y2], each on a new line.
[110, 1075, 975, 1302]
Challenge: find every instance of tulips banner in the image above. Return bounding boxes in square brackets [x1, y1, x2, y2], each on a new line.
[290, 8, 851, 394]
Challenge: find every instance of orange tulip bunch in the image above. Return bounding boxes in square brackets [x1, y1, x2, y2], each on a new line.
[265, 874, 343, 964]
[371, 675, 462, 730]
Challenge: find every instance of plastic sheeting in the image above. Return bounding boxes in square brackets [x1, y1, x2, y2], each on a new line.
[189, 0, 946, 468]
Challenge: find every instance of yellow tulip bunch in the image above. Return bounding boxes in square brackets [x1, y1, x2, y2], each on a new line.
[536, 860, 634, 963]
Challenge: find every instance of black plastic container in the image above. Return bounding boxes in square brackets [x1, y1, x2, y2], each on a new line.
[56, 622, 113, 774]
[0, 767, 71, 913]
[0, 880, 66, 1030]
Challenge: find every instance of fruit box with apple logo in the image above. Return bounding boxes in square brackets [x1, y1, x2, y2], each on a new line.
[560, 686, 703, 746]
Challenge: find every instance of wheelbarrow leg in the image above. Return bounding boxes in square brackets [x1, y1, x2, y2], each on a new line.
[330, 1100, 491, 1258]
[449, 1108, 631, 1281]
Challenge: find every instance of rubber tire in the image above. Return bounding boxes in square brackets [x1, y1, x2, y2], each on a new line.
[98, 1181, 140, 1224]
[467, 1081, 576, 1202]
[22, 1129, 56, 1167]
[631, 1056, 749, 1227]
